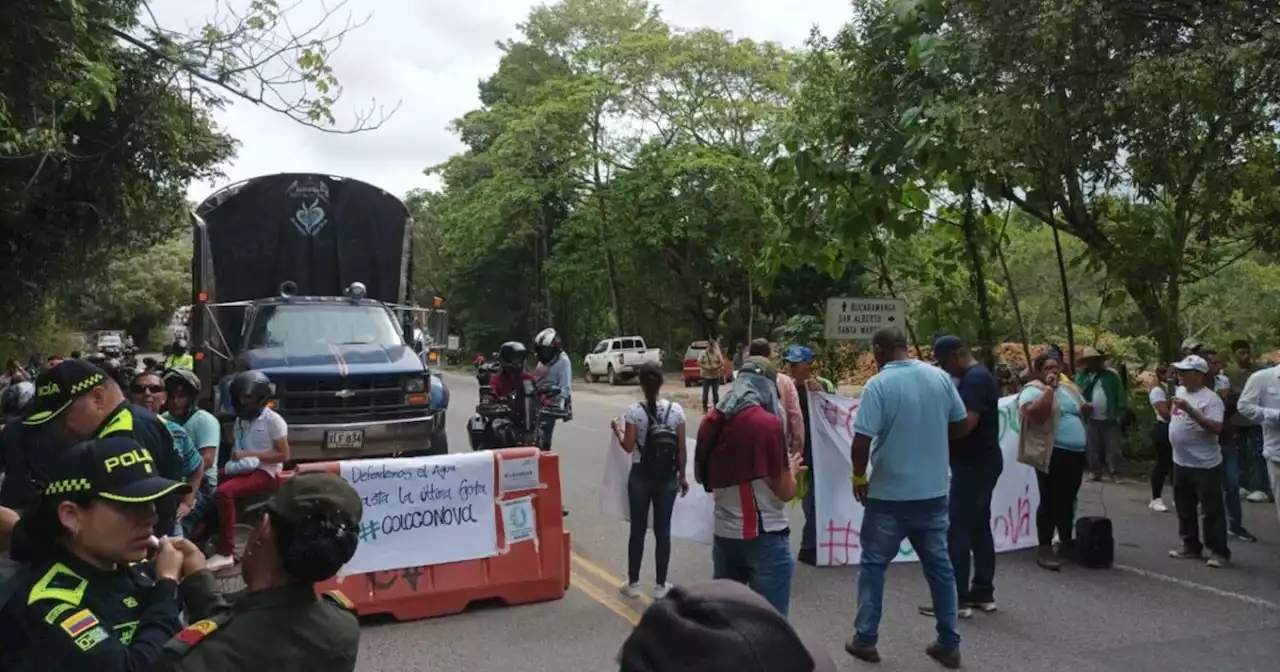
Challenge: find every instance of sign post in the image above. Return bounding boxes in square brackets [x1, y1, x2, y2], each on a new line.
[824, 297, 908, 341]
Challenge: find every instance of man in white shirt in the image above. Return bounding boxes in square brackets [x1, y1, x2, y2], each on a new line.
[1166, 355, 1229, 568]
[1237, 364, 1280, 524]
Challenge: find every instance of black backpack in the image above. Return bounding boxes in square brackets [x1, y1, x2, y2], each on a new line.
[639, 402, 680, 483]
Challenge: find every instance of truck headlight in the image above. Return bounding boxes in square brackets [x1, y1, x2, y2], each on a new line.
[404, 378, 426, 392]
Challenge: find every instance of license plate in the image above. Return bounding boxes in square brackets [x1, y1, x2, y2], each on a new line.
[325, 430, 365, 450]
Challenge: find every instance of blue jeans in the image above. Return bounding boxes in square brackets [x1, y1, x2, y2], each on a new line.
[701, 378, 720, 410]
[539, 417, 557, 452]
[854, 497, 960, 652]
[713, 532, 794, 616]
[1237, 426, 1269, 495]
[180, 489, 215, 538]
[949, 453, 1002, 604]
[627, 467, 678, 585]
[1222, 443, 1243, 529]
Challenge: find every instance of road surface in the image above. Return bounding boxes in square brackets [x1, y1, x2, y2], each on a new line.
[350, 371, 1280, 671]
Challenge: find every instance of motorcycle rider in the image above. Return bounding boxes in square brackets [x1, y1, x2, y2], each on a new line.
[533, 328, 572, 452]
[489, 342, 535, 399]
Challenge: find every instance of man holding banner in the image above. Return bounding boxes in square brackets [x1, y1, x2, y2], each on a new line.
[845, 328, 968, 670]
[930, 336, 1002, 618]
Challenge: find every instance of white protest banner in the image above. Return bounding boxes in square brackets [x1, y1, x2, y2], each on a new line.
[498, 455, 540, 493]
[340, 451, 498, 574]
[811, 392, 1038, 566]
[601, 430, 715, 545]
[501, 495, 538, 545]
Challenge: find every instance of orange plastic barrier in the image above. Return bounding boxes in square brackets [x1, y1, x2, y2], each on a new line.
[302, 447, 570, 621]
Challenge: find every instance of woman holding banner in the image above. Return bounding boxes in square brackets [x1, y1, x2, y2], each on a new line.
[611, 363, 688, 600]
[1018, 354, 1089, 571]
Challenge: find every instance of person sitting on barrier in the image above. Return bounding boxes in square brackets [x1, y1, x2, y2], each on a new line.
[206, 371, 289, 571]
[153, 472, 362, 672]
[617, 579, 836, 672]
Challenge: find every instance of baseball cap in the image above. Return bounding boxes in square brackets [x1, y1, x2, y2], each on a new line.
[618, 580, 836, 672]
[931, 335, 963, 363]
[782, 346, 814, 364]
[252, 472, 363, 525]
[1172, 355, 1209, 374]
[24, 360, 110, 425]
[41, 436, 191, 503]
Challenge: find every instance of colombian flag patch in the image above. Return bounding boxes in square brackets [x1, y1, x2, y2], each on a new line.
[60, 609, 100, 637]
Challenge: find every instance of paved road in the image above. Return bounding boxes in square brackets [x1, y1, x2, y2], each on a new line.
[357, 371, 1280, 671]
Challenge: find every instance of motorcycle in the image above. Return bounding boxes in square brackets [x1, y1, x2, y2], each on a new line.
[467, 377, 568, 451]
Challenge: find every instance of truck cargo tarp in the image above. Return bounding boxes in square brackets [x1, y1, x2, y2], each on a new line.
[198, 174, 409, 304]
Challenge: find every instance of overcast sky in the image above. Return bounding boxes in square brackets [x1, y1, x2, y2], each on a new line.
[151, 0, 854, 202]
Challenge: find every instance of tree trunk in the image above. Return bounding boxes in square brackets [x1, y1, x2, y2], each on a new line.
[591, 115, 625, 333]
[1051, 223, 1076, 372]
[994, 210, 1032, 369]
[960, 188, 995, 370]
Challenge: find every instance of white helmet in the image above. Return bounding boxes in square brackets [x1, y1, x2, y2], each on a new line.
[534, 328, 559, 348]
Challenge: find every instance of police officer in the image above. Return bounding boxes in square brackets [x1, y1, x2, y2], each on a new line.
[24, 360, 189, 537]
[0, 435, 210, 671]
[154, 471, 362, 671]
[164, 340, 194, 372]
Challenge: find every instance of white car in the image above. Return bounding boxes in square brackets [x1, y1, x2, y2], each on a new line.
[96, 333, 123, 352]
[583, 336, 662, 385]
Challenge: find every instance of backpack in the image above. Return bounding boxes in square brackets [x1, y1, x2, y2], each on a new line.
[638, 402, 680, 483]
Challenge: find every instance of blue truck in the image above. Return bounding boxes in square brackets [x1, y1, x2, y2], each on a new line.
[188, 173, 450, 463]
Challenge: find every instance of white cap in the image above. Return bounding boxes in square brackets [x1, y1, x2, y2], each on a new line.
[1172, 355, 1209, 374]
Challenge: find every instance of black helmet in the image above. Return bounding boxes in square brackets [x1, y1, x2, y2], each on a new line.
[164, 368, 202, 395]
[498, 341, 528, 369]
[230, 370, 273, 420]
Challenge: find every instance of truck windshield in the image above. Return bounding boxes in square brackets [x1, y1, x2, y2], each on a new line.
[245, 304, 404, 350]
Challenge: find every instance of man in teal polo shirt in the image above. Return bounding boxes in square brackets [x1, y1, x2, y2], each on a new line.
[846, 328, 969, 669]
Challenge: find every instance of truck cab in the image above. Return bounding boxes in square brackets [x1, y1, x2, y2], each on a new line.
[222, 292, 449, 461]
[190, 173, 449, 464]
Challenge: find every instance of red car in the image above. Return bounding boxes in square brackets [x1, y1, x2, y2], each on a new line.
[682, 341, 734, 387]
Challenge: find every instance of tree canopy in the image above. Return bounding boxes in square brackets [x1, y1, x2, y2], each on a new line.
[421, 0, 1280, 367]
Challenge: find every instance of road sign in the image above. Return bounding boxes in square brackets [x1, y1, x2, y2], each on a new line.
[447, 335, 461, 351]
[824, 297, 908, 341]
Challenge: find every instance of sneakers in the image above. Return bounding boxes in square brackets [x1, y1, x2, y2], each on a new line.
[1229, 526, 1258, 542]
[1168, 546, 1203, 560]
[1247, 490, 1272, 503]
[970, 600, 998, 613]
[618, 583, 641, 598]
[1036, 546, 1060, 571]
[206, 554, 235, 571]
[1149, 498, 1169, 512]
[1206, 554, 1230, 569]
[653, 583, 673, 599]
[918, 603, 972, 619]
[1110, 473, 1125, 484]
[925, 643, 962, 669]
[1085, 473, 1101, 483]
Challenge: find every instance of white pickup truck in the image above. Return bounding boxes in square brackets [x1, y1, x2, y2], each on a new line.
[583, 336, 663, 385]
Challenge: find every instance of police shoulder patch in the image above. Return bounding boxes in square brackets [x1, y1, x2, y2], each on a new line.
[59, 608, 100, 638]
[322, 590, 356, 613]
[162, 613, 232, 659]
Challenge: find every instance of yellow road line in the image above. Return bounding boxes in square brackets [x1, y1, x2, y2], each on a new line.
[571, 552, 652, 606]
[570, 570, 643, 626]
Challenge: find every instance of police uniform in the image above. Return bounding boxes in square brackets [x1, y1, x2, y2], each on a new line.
[0, 436, 202, 672]
[154, 472, 363, 672]
[24, 361, 186, 536]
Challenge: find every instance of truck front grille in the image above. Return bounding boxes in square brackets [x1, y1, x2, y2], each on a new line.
[276, 375, 426, 421]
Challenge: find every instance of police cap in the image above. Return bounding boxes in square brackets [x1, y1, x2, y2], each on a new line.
[42, 435, 192, 503]
[24, 359, 110, 426]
